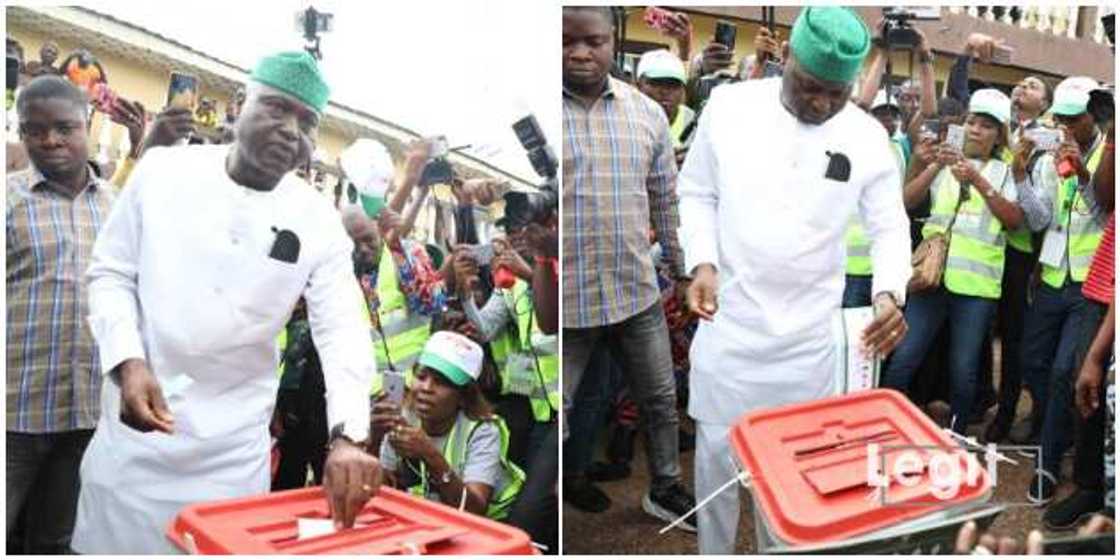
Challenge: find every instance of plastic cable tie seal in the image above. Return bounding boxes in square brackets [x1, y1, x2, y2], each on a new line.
[658, 471, 744, 535]
[942, 426, 1018, 466]
[532, 541, 549, 552]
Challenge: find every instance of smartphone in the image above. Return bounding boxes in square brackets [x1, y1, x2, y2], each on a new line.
[167, 71, 199, 111]
[761, 59, 783, 78]
[945, 123, 966, 151]
[991, 44, 1014, 65]
[383, 371, 406, 404]
[1041, 533, 1114, 555]
[714, 21, 737, 51]
[921, 119, 941, 139]
[467, 243, 495, 264]
[643, 6, 673, 33]
[1025, 127, 1061, 151]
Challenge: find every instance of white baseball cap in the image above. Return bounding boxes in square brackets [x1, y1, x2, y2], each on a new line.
[870, 89, 900, 113]
[417, 331, 484, 387]
[339, 138, 395, 217]
[637, 49, 687, 84]
[969, 88, 1011, 125]
[1051, 76, 1100, 116]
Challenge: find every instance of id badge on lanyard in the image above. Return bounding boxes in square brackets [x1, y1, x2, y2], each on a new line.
[1040, 180, 1075, 269]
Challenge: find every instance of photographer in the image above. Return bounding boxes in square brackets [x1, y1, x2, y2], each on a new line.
[455, 229, 558, 469]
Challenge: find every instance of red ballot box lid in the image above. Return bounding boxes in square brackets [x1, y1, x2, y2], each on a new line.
[166, 486, 535, 555]
[730, 389, 991, 546]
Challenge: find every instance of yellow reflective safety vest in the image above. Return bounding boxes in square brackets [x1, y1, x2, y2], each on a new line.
[372, 245, 431, 390]
[1040, 138, 1107, 288]
[1000, 143, 1034, 253]
[489, 280, 559, 423]
[922, 159, 1012, 299]
[408, 414, 525, 521]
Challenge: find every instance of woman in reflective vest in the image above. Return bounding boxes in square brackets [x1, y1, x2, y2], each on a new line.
[882, 89, 1026, 434]
[375, 331, 524, 520]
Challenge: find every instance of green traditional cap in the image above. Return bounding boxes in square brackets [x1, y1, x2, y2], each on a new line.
[249, 51, 330, 114]
[789, 7, 871, 84]
[417, 331, 484, 387]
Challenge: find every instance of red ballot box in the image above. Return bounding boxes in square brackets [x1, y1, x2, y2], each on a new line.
[731, 389, 997, 553]
[166, 486, 536, 555]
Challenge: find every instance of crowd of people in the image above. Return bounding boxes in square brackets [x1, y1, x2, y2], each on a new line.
[6, 35, 559, 554]
[562, 5, 1114, 554]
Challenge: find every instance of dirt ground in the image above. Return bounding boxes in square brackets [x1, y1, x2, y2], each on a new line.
[562, 345, 1105, 555]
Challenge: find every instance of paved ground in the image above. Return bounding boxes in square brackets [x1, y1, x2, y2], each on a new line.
[562, 346, 1103, 555]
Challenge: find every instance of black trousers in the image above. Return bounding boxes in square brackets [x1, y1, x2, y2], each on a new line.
[992, 246, 1039, 425]
[271, 377, 329, 491]
[1072, 300, 1109, 490]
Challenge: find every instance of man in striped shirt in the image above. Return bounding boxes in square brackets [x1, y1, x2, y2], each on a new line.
[562, 6, 696, 530]
[6, 75, 114, 553]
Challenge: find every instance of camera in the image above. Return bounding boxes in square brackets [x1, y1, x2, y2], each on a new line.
[503, 114, 557, 228]
[502, 114, 557, 229]
[880, 7, 940, 50]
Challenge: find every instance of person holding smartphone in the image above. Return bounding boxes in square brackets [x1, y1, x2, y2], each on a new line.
[886, 90, 1034, 435]
[371, 331, 525, 521]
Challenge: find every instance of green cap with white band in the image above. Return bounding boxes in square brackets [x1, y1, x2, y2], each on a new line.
[417, 331, 484, 387]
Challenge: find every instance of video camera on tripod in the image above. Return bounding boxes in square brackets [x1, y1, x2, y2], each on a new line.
[880, 6, 940, 50]
[500, 114, 557, 230]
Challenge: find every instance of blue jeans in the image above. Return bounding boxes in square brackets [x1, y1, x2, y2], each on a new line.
[562, 343, 617, 475]
[1020, 282, 1087, 475]
[563, 302, 682, 490]
[842, 275, 873, 308]
[881, 288, 997, 434]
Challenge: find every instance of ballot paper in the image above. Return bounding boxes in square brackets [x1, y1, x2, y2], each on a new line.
[832, 307, 881, 395]
[296, 518, 369, 540]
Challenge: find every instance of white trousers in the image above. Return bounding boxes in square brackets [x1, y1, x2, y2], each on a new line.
[695, 420, 742, 554]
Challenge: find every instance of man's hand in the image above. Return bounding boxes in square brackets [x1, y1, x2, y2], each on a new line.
[754, 27, 780, 63]
[862, 293, 907, 358]
[525, 221, 558, 259]
[700, 42, 734, 75]
[1056, 129, 1088, 180]
[142, 107, 194, 152]
[322, 438, 382, 530]
[107, 98, 146, 159]
[954, 520, 1043, 554]
[686, 264, 719, 321]
[662, 11, 692, 43]
[451, 246, 481, 296]
[118, 359, 175, 434]
[494, 247, 533, 282]
[1074, 353, 1105, 419]
[965, 33, 1001, 64]
[388, 424, 438, 461]
[402, 138, 433, 177]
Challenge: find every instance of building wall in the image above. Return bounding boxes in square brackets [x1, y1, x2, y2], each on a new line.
[620, 7, 1111, 92]
[8, 26, 352, 166]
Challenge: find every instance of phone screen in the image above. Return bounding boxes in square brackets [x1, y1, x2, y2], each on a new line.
[946, 124, 966, 151]
[715, 21, 737, 50]
[384, 372, 406, 404]
[167, 72, 199, 111]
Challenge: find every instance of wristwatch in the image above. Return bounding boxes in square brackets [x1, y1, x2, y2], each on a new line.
[328, 422, 365, 449]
